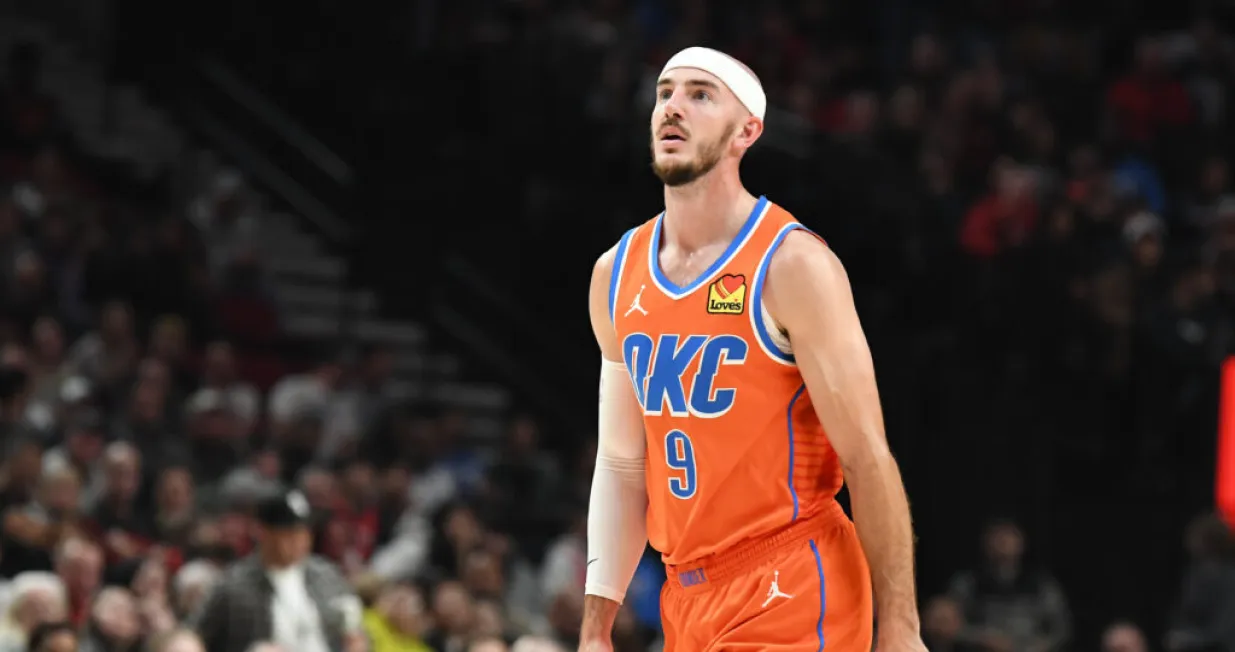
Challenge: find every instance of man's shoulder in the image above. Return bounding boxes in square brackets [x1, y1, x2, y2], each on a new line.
[305, 554, 338, 570]
[215, 556, 263, 586]
[595, 219, 656, 274]
[304, 556, 348, 584]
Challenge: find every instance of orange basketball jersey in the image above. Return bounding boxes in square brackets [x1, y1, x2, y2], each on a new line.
[609, 196, 844, 566]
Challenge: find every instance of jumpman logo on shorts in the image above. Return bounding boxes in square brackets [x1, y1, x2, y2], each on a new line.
[761, 570, 794, 607]
[625, 285, 649, 317]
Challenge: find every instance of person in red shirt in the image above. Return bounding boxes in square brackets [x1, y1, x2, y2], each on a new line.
[961, 158, 1040, 259]
[1106, 37, 1194, 145]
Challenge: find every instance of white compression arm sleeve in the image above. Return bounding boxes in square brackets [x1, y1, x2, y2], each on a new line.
[584, 358, 648, 603]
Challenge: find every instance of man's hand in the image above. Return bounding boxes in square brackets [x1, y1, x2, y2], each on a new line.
[578, 595, 620, 652]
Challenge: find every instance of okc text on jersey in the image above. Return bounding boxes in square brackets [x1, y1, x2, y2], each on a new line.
[621, 333, 749, 418]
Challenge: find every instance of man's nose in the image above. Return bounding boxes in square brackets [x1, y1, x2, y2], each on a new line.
[662, 92, 685, 119]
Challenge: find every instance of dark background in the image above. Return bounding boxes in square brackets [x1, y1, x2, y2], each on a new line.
[3, 0, 1235, 650]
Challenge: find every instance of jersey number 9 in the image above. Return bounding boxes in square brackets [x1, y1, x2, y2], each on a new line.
[665, 430, 697, 499]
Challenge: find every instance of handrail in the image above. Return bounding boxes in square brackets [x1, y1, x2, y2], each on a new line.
[441, 254, 563, 351]
[431, 303, 587, 432]
[183, 105, 353, 243]
[196, 57, 354, 188]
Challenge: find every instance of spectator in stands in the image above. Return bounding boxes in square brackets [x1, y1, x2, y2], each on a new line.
[426, 580, 476, 652]
[214, 247, 280, 347]
[484, 415, 559, 545]
[112, 372, 174, 470]
[2, 466, 83, 576]
[362, 581, 433, 652]
[1182, 155, 1233, 230]
[538, 508, 584, 614]
[6, 250, 53, 347]
[368, 466, 432, 583]
[169, 561, 218, 622]
[147, 629, 206, 652]
[188, 490, 364, 652]
[472, 599, 508, 641]
[53, 537, 101, 628]
[151, 465, 196, 547]
[42, 412, 104, 501]
[65, 300, 138, 394]
[543, 591, 581, 651]
[0, 571, 66, 652]
[26, 316, 69, 420]
[183, 380, 249, 486]
[960, 158, 1040, 260]
[417, 409, 486, 508]
[0, 346, 34, 434]
[920, 595, 980, 652]
[26, 620, 78, 652]
[87, 442, 148, 565]
[316, 457, 380, 577]
[947, 519, 1071, 652]
[267, 352, 346, 467]
[215, 449, 284, 515]
[191, 340, 261, 436]
[1102, 621, 1150, 652]
[79, 586, 141, 652]
[0, 435, 44, 512]
[1106, 37, 1195, 146]
[188, 169, 260, 281]
[1166, 513, 1235, 652]
[128, 553, 176, 637]
[335, 343, 398, 451]
[146, 315, 194, 395]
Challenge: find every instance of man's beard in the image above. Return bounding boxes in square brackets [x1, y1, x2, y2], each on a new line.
[651, 123, 734, 187]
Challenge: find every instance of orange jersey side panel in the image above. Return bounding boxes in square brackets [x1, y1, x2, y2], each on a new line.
[609, 197, 844, 565]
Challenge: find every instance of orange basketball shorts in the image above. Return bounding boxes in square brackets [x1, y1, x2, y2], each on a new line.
[660, 501, 873, 652]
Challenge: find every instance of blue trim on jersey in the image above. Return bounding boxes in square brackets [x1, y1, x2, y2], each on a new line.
[787, 383, 806, 522]
[649, 195, 768, 297]
[810, 540, 826, 651]
[751, 223, 804, 364]
[608, 227, 638, 323]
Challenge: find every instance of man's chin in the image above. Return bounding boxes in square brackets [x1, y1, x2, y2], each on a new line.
[652, 162, 701, 187]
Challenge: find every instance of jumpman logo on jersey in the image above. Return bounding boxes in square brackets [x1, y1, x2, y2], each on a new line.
[761, 570, 794, 608]
[625, 285, 649, 317]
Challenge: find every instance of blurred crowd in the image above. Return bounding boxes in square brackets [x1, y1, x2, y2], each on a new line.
[0, 29, 637, 652]
[390, 0, 1235, 647]
[2, 0, 1235, 651]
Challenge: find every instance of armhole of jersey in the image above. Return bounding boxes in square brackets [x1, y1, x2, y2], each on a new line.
[608, 227, 638, 325]
[749, 223, 828, 365]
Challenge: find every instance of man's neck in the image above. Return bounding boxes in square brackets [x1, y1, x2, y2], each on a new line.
[662, 168, 757, 252]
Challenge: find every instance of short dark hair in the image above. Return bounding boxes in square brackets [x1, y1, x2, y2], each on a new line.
[28, 621, 77, 651]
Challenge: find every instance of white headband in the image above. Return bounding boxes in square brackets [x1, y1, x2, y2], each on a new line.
[660, 47, 766, 120]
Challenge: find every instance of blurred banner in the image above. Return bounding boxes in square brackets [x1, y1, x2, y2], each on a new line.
[1217, 357, 1235, 529]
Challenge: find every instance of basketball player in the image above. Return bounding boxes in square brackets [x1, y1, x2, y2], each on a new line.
[581, 47, 925, 651]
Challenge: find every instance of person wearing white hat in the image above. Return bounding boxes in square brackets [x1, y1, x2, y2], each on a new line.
[581, 47, 924, 652]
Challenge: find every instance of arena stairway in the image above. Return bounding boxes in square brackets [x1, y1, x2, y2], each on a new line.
[0, 17, 511, 440]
